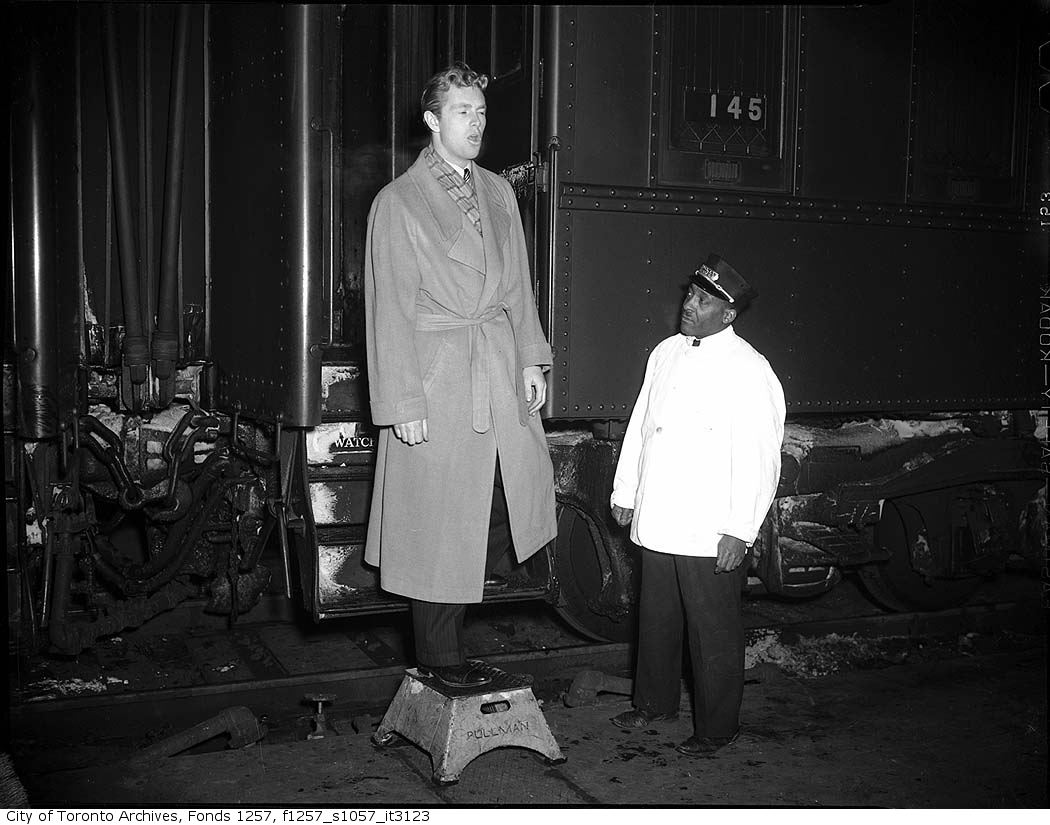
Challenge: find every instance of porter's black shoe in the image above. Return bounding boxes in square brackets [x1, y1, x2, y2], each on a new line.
[417, 661, 493, 688]
[610, 708, 678, 729]
[675, 729, 740, 756]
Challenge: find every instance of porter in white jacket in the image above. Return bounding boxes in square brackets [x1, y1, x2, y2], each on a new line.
[611, 325, 785, 557]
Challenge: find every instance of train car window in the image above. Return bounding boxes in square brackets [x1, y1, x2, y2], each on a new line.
[667, 5, 783, 160]
[461, 5, 525, 82]
[490, 5, 524, 80]
[908, 0, 1023, 207]
[656, 5, 790, 191]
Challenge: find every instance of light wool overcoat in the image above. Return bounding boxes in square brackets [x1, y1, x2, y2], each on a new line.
[363, 149, 557, 603]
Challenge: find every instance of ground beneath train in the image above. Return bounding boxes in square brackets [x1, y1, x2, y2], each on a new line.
[5, 572, 1046, 807]
[16, 630, 1047, 807]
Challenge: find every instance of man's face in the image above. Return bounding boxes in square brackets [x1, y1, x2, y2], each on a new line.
[427, 84, 487, 168]
[679, 284, 734, 338]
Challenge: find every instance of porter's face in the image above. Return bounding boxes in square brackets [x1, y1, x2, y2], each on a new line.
[427, 84, 487, 168]
[680, 284, 734, 339]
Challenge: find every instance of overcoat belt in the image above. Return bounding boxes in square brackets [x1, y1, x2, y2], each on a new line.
[416, 303, 528, 433]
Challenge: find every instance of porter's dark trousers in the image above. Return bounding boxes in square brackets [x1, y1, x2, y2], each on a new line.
[633, 548, 748, 739]
[411, 458, 511, 668]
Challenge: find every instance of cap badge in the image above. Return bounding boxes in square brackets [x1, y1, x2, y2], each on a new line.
[695, 263, 733, 302]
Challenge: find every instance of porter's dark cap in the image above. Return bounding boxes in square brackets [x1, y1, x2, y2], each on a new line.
[690, 254, 755, 306]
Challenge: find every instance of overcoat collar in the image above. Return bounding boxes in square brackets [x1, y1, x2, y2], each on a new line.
[406, 149, 512, 306]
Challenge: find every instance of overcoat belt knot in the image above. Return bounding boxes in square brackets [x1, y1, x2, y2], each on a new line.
[416, 303, 528, 433]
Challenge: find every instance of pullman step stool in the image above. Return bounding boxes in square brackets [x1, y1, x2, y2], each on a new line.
[372, 662, 565, 785]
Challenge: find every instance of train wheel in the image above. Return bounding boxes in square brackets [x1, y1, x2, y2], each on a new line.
[550, 504, 634, 643]
[858, 498, 982, 612]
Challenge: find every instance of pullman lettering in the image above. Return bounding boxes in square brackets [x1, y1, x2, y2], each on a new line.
[465, 719, 530, 740]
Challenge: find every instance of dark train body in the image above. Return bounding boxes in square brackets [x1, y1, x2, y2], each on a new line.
[6, 3, 1046, 653]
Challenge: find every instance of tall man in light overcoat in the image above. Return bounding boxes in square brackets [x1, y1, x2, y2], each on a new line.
[610, 256, 785, 755]
[363, 62, 557, 688]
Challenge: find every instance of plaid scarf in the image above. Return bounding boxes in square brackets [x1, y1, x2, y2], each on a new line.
[424, 146, 482, 237]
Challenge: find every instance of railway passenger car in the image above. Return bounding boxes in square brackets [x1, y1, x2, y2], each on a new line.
[6, 2, 1046, 653]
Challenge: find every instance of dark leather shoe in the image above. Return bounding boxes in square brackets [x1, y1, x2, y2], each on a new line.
[417, 661, 493, 688]
[610, 708, 678, 729]
[675, 729, 740, 756]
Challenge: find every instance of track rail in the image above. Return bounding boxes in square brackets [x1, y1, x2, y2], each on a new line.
[9, 594, 1040, 748]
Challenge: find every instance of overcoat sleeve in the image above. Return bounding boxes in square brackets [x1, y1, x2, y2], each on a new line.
[499, 178, 553, 369]
[364, 188, 427, 426]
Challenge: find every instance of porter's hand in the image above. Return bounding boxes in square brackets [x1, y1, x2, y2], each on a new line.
[392, 419, 428, 445]
[611, 504, 634, 527]
[714, 534, 748, 573]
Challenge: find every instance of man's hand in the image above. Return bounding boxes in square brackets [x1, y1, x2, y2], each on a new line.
[392, 418, 428, 445]
[714, 534, 748, 574]
[523, 366, 547, 416]
[611, 504, 634, 527]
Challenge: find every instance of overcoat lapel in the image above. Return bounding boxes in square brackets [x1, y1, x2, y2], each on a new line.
[474, 170, 511, 312]
[446, 218, 486, 276]
[403, 151, 516, 311]
[407, 155, 486, 276]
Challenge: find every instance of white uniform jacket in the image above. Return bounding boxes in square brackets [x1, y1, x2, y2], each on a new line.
[611, 326, 786, 557]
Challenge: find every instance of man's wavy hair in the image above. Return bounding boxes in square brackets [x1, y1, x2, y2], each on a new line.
[420, 61, 489, 119]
